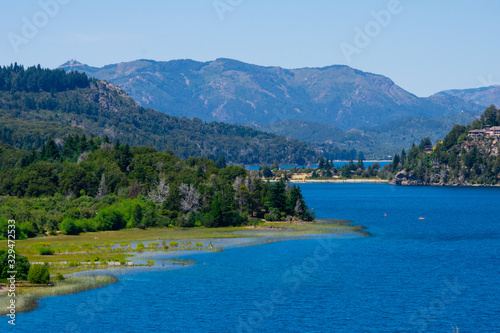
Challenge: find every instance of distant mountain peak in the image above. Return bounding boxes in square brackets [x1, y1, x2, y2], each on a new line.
[57, 59, 86, 69]
[433, 85, 500, 108]
[57, 58, 483, 129]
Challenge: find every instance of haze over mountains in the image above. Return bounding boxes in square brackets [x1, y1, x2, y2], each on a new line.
[59, 58, 498, 157]
[432, 85, 500, 109]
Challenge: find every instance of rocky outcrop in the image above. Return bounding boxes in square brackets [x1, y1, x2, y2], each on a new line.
[390, 170, 429, 186]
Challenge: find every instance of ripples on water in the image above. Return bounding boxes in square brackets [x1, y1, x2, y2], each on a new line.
[7, 184, 500, 333]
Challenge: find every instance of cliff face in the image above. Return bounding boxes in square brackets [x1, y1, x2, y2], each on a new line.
[390, 170, 429, 186]
[391, 138, 499, 186]
[389, 170, 474, 186]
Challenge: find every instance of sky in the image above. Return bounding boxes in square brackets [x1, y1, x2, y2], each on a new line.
[1, 0, 499, 97]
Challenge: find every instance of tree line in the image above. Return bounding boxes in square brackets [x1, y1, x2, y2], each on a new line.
[0, 135, 314, 239]
[388, 106, 500, 185]
[0, 64, 320, 165]
[0, 63, 90, 93]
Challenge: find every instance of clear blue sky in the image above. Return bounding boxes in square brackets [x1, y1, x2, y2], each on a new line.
[1, 0, 499, 97]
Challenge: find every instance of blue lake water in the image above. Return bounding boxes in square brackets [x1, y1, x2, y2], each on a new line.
[6, 184, 500, 332]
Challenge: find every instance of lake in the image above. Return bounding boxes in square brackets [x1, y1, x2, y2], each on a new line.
[7, 184, 500, 332]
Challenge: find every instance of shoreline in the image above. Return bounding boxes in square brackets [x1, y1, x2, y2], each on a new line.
[0, 275, 118, 315]
[0, 220, 366, 315]
[289, 179, 388, 184]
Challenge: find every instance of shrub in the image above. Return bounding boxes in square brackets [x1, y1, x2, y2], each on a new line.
[136, 242, 144, 250]
[77, 219, 97, 232]
[264, 208, 280, 222]
[19, 222, 37, 238]
[54, 273, 65, 281]
[176, 214, 195, 228]
[28, 264, 50, 284]
[0, 217, 27, 239]
[39, 247, 54, 255]
[97, 206, 126, 231]
[80, 207, 94, 219]
[0, 251, 30, 280]
[169, 241, 179, 248]
[64, 208, 81, 220]
[60, 218, 83, 235]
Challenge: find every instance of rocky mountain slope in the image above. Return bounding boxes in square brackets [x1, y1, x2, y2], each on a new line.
[0, 64, 320, 164]
[58, 59, 483, 130]
[432, 85, 500, 109]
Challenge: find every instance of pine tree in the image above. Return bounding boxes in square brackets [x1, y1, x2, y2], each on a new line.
[269, 179, 287, 213]
[43, 138, 60, 161]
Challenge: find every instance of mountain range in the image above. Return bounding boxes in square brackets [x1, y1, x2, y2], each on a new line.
[432, 85, 500, 109]
[59, 58, 499, 157]
[0, 64, 320, 164]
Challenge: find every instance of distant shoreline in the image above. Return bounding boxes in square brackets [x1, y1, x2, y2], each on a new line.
[289, 179, 389, 184]
[332, 160, 392, 163]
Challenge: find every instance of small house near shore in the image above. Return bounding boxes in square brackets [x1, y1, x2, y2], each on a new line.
[468, 126, 500, 138]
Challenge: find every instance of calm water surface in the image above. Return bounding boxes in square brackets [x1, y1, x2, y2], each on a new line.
[6, 184, 500, 332]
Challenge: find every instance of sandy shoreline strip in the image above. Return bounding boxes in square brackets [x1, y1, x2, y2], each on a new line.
[289, 179, 389, 183]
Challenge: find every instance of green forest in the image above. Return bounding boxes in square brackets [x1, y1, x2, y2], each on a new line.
[0, 64, 319, 164]
[388, 106, 500, 185]
[0, 134, 314, 240]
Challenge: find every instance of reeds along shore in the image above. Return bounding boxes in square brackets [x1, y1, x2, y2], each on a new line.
[0, 275, 118, 315]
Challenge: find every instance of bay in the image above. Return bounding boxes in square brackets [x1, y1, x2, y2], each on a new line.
[7, 184, 500, 332]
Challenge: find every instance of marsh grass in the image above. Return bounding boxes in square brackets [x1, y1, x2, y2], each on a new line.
[2, 221, 362, 252]
[0, 221, 366, 275]
[0, 275, 118, 315]
[167, 259, 196, 265]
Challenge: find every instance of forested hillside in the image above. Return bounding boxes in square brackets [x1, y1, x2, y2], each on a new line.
[0, 135, 314, 239]
[389, 106, 500, 185]
[251, 111, 479, 159]
[0, 64, 319, 164]
[59, 58, 483, 129]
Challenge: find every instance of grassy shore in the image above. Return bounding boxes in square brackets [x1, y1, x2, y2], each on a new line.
[0, 275, 118, 315]
[1, 220, 364, 276]
[0, 220, 365, 315]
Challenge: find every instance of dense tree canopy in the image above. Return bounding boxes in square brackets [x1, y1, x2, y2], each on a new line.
[0, 136, 315, 238]
[388, 106, 500, 185]
[0, 64, 320, 165]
